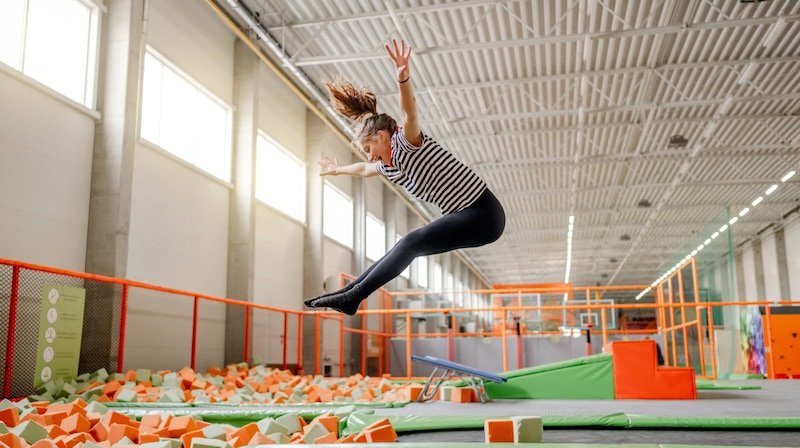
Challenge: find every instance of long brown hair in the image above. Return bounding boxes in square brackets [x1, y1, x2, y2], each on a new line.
[324, 77, 397, 143]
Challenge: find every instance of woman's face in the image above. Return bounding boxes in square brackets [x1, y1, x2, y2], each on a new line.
[359, 129, 391, 164]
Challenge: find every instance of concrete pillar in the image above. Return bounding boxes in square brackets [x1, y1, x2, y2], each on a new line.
[774, 227, 791, 301]
[302, 112, 326, 375]
[83, 0, 143, 373]
[383, 184, 398, 292]
[734, 251, 746, 301]
[351, 160, 367, 375]
[751, 238, 766, 302]
[224, 40, 259, 366]
[407, 209, 419, 287]
[86, 0, 142, 277]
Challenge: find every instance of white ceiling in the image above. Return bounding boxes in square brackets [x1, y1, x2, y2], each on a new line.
[215, 0, 800, 299]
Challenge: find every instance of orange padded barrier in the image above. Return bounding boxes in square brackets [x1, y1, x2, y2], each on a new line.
[605, 339, 696, 399]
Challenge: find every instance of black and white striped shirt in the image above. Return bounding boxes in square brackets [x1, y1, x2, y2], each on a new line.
[377, 129, 486, 215]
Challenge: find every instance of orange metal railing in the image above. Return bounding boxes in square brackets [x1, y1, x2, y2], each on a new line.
[2, 257, 791, 398]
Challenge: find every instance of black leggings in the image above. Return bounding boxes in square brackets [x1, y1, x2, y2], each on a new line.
[349, 189, 505, 297]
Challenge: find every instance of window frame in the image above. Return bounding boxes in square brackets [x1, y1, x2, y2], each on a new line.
[0, 0, 103, 109]
[255, 133, 307, 223]
[322, 181, 354, 249]
[139, 46, 233, 183]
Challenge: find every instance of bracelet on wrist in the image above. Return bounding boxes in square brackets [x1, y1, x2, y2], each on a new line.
[399, 77, 410, 83]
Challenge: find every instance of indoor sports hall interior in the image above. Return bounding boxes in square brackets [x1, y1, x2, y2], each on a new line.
[1, 0, 800, 447]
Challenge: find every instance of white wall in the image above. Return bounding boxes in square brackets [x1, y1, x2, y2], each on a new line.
[122, 0, 235, 371]
[0, 71, 95, 271]
[785, 216, 800, 300]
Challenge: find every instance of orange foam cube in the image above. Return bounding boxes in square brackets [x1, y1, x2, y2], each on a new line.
[107, 423, 139, 445]
[313, 432, 337, 444]
[60, 413, 90, 434]
[484, 419, 514, 443]
[364, 424, 397, 443]
[246, 432, 275, 445]
[451, 387, 475, 403]
[179, 428, 204, 448]
[0, 407, 20, 428]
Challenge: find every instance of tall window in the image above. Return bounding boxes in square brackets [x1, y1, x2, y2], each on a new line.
[456, 279, 465, 307]
[0, 0, 100, 106]
[141, 48, 232, 181]
[365, 213, 386, 261]
[417, 256, 428, 288]
[323, 181, 353, 248]
[434, 263, 443, 293]
[256, 134, 306, 222]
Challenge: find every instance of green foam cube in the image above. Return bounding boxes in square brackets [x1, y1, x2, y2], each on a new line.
[275, 413, 301, 434]
[136, 369, 152, 383]
[266, 433, 290, 444]
[85, 401, 109, 415]
[115, 388, 137, 402]
[92, 368, 109, 383]
[301, 421, 330, 443]
[256, 418, 288, 436]
[201, 425, 227, 441]
[11, 420, 49, 444]
[190, 438, 232, 448]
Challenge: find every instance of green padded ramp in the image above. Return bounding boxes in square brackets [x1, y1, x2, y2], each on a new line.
[485, 353, 615, 399]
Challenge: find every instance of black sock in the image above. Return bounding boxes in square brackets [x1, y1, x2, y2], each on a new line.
[303, 281, 356, 307]
[306, 284, 364, 316]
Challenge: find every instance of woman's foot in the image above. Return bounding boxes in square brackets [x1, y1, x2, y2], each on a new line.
[305, 285, 364, 315]
[303, 281, 356, 307]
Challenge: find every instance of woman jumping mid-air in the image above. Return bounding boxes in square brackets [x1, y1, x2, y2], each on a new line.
[304, 39, 506, 315]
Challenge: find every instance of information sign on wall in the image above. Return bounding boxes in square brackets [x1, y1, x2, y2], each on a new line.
[34, 284, 86, 387]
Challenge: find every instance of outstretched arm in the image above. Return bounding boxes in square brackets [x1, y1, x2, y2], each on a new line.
[385, 39, 422, 146]
[319, 156, 379, 178]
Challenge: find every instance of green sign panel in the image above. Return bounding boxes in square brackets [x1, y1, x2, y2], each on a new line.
[34, 284, 86, 387]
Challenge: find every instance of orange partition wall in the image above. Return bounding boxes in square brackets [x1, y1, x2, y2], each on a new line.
[762, 311, 800, 379]
[604, 339, 697, 399]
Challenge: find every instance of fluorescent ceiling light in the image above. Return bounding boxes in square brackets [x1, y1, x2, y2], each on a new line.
[762, 17, 786, 49]
[739, 207, 750, 217]
[737, 61, 756, 85]
[752, 196, 763, 206]
[718, 95, 734, 115]
[766, 184, 778, 195]
[781, 170, 796, 183]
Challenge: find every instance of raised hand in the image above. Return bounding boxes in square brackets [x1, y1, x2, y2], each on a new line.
[318, 156, 339, 176]
[385, 39, 412, 82]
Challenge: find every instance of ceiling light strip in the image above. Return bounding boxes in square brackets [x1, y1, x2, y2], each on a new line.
[635, 169, 795, 300]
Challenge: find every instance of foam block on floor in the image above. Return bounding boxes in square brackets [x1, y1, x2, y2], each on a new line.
[484, 419, 514, 443]
[511, 416, 543, 443]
